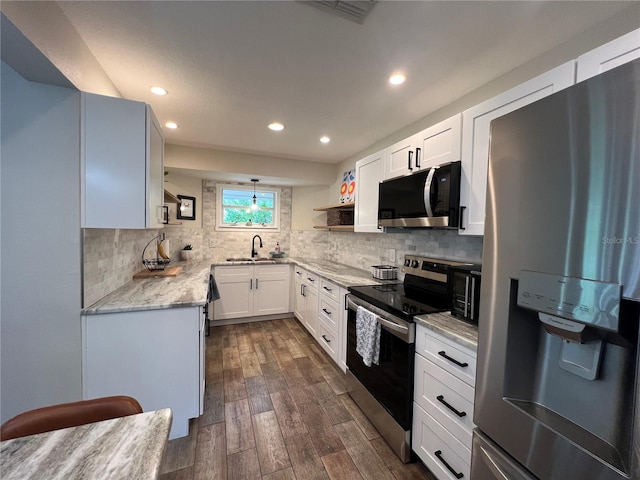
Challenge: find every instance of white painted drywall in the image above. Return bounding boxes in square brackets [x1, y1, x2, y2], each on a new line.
[1, 61, 82, 422]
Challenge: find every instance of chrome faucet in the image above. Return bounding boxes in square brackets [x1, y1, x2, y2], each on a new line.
[251, 235, 263, 258]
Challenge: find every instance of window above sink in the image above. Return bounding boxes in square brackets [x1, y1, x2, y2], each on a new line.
[215, 183, 281, 232]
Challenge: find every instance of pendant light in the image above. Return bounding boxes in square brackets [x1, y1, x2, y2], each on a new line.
[250, 179, 259, 211]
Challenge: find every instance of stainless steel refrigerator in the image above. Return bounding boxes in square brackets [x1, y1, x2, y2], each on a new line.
[473, 58, 640, 479]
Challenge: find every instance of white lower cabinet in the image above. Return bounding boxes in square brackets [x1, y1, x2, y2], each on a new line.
[293, 267, 318, 336]
[213, 264, 290, 320]
[293, 268, 348, 372]
[413, 324, 477, 480]
[317, 278, 340, 364]
[82, 306, 202, 440]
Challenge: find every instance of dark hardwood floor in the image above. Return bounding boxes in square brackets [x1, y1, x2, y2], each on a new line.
[159, 317, 436, 480]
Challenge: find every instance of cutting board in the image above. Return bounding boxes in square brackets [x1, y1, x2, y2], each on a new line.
[133, 266, 183, 279]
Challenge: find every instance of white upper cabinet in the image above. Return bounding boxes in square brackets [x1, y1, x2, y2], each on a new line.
[576, 28, 640, 82]
[355, 149, 385, 233]
[385, 135, 418, 179]
[459, 61, 575, 236]
[81, 93, 165, 229]
[384, 113, 462, 180]
[414, 113, 462, 170]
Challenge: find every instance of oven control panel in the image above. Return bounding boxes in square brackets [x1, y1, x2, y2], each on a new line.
[402, 255, 472, 283]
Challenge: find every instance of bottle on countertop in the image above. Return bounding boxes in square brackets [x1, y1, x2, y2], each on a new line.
[275, 242, 281, 253]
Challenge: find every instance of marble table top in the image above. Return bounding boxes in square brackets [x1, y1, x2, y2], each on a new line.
[0, 409, 172, 480]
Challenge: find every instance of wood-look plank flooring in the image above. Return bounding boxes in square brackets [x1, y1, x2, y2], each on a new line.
[160, 318, 436, 480]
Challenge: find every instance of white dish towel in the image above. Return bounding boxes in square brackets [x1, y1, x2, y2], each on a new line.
[356, 305, 382, 367]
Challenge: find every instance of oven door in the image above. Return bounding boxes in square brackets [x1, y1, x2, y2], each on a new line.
[346, 295, 415, 430]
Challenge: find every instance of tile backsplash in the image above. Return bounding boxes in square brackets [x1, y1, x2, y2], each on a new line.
[83, 179, 483, 306]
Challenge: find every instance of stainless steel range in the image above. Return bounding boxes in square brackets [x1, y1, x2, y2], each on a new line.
[346, 255, 473, 463]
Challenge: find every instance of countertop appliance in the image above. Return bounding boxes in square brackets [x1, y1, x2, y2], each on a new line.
[378, 161, 462, 228]
[346, 255, 472, 463]
[448, 264, 481, 324]
[474, 59, 640, 480]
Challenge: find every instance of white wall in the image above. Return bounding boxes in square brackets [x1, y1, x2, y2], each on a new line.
[164, 171, 204, 229]
[291, 185, 329, 230]
[165, 144, 336, 187]
[1, 62, 82, 421]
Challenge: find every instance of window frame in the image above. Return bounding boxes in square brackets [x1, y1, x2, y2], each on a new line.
[215, 183, 281, 231]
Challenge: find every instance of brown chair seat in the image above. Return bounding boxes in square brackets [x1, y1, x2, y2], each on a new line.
[0, 395, 143, 441]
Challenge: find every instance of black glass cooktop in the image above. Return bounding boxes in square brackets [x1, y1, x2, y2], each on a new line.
[348, 282, 450, 321]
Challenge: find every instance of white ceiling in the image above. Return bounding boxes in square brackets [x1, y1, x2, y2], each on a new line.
[55, 1, 634, 165]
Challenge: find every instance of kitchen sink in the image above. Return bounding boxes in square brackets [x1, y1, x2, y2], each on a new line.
[225, 257, 276, 263]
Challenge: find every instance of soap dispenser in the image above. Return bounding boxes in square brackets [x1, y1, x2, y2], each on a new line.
[275, 242, 281, 253]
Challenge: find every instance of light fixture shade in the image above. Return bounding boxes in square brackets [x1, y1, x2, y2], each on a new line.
[250, 179, 260, 211]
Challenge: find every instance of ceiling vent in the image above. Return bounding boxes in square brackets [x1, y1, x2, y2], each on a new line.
[300, 1, 377, 24]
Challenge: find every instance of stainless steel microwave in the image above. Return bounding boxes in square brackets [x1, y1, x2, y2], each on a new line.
[378, 161, 462, 228]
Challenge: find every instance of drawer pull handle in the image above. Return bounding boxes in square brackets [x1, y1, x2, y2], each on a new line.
[322, 308, 332, 316]
[308, 277, 315, 283]
[323, 286, 332, 292]
[436, 395, 467, 417]
[438, 351, 468, 368]
[322, 335, 331, 343]
[434, 450, 463, 479]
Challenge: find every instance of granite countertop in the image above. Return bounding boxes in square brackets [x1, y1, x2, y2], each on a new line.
[0, 409, 172, 480]
[414, 312, 479, 350]
[84, 256, 389, 316]
[83, 260, 212, 315]
[211, 256, 387, 289]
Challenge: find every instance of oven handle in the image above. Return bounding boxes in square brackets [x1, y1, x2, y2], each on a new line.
[347, 296, 408, 335]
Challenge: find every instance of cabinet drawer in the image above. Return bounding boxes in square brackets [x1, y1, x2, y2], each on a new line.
[304, 271, 318, 290]
[319, 297, 340, 333]
[317, 323, 338, 362]
[414, 353, 474, 448]
[412, 403, 471, 480]
[320, 279, 340, 302]
[416, 325, 477, 387]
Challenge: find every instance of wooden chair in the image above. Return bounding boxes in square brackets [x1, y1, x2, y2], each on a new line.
[0, 396, 143, 441]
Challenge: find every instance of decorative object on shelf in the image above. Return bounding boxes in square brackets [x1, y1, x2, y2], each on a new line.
[327, 209, 354, 226]
[371, 265, 398, 280]
[313, 202, 356, 230]
[177, 195, 196, 220]
[142, 233, 171, 271]
[181, 244, 194, 261]
[339, 169, 356, 203]
[250, 179, 260, 211]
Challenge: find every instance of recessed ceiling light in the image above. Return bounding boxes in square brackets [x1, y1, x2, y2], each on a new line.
[268, 122, 285, 131]
[150, 86, 168, 96]
[320, 136, 330, 144]
[165, 121, 179, 129]
[389, 74, 406, 85]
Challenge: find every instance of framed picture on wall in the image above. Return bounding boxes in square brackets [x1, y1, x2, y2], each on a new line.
[177, 195, 196, 220]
